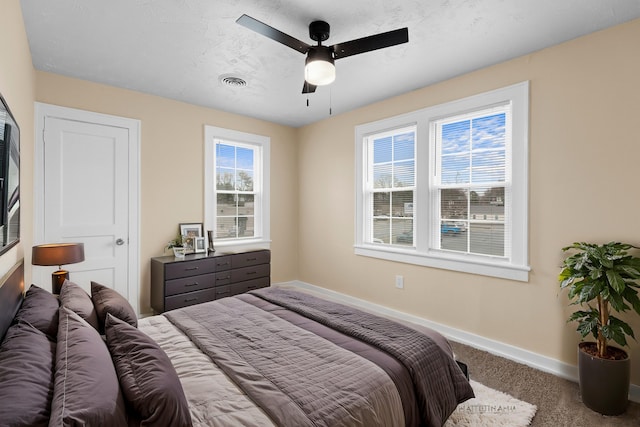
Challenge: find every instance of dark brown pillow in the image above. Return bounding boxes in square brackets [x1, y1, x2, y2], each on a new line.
[0, 322, 55, 426]
[91, 281, 137, 332]
[58, 280, 100, 331]
[14, 284, 60, 339]
[50, 307, 127, 426]
[105, 314, 192, 427]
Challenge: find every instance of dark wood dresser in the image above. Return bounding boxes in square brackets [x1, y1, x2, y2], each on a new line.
[150, 249, 270, 313]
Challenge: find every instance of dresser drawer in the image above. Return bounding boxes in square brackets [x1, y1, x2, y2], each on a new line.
[164, 288, 216, 311]
[214, 284, 233, 299]
[231, 250, 270, 269]
[215, 280, 268, 299]
[165, 258, 216, 280]
[214, 270, 232, 286]
[215, 283, 249, 299]
[165, 273, 216, 297]
[214, 255, 232, 271]
[241, 277, 270, 293]
[231, 264, 270, 283]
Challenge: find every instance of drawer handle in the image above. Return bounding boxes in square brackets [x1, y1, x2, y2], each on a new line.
[184, 297, 198, 302]
[216, 276, 230, 281]
[217, 290, 230, 295]
[247, 271, 257, 275]
[185, 282, 199, 287]
[247, 286, 257, 290]
[184, 267, 199, 271]
[218, 262, 230, 266]
[246, 258, 257, 261]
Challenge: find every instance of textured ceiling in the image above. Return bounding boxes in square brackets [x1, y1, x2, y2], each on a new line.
[19, 0, 640, 127]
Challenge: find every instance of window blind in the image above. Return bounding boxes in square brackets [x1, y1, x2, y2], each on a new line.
[367, 126, 416, 246]
[431, 104, 511, 259]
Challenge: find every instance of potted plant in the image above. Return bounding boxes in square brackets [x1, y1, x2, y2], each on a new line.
[559, 241, 640, 415]
[166, 234, 185, 258]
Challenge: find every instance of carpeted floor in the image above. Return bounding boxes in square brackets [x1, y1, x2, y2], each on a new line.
[450, 341, 640, 426]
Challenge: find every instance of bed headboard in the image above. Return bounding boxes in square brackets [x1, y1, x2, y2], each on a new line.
[0, 260, 24, 342]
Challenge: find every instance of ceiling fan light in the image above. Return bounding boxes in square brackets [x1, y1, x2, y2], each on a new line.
[305, 47, 335, 86]
[305, 61, 335, 86]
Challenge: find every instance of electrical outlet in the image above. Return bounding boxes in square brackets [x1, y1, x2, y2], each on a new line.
[395, 275, 404, 289]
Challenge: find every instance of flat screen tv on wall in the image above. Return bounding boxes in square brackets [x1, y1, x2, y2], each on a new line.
[0, 93, 20, 256]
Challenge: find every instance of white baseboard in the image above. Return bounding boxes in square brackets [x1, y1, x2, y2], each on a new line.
[275, 280, 640, 403]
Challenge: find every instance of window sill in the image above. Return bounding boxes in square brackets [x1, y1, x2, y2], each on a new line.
[214, 238, 271, 253]
[354, 244, 530, 282]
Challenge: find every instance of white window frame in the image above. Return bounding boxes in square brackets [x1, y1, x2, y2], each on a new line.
[365, 125, 417, 246]
[204, 125, 270, 250]
[355, 82, 529, 281]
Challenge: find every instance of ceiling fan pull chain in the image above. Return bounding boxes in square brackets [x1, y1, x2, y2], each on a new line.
[329, 87, 332, 116]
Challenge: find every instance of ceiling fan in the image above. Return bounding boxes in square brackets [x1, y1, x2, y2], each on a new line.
[236, 14, 409, 94]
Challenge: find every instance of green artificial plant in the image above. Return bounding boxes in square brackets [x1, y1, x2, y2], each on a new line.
[166, 233, 183, 250]
[559, 242, 640, 359]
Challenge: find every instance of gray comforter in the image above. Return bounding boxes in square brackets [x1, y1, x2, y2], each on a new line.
[165, 288, 473, 427]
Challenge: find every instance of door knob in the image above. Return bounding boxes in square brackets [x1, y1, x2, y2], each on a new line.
[116, 238, 125, 246]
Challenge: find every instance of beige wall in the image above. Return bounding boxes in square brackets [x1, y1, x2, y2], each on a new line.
[34, 73, 299, 314]
[297, 18, 640, 386]
[0, 1, 35, 284]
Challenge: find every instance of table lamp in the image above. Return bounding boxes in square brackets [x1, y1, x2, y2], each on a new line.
[32, 243, 85, 294]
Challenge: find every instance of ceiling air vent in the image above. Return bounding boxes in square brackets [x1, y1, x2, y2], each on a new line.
[219, 74, 247, 88]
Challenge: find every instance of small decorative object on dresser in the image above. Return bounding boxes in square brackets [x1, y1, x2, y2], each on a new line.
[150, 249, 270, 313]
[179, 223, 203, 238]
[207, 230, 215, 253]
[172, 247, 186, 258]
[179, 223, 202, 254]
[193, 237, 206, 254]
[181, 235, 195, 254]
[165, 233, 185, 258]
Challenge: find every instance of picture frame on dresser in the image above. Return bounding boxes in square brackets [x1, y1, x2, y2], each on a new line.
[182, 235, 195, 254]
[179, 223, 202, 238]
[193, 237, 206, 253]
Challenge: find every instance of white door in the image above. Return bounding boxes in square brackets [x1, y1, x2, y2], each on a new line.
[34, 103, 140, 312]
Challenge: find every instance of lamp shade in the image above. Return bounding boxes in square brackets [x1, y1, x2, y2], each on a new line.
[305, 46, 336, 86]
[32, 243, 85, 267]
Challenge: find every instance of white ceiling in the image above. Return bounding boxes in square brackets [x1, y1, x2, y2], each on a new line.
[19, 0, 640, 128]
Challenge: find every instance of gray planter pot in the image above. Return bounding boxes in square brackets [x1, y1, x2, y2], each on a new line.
[578, 342, 630, 415]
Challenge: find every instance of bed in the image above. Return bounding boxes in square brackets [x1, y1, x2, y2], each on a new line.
[0, 260, 473, 427]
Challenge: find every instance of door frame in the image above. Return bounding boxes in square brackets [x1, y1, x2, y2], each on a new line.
[34, 102, 141, 313]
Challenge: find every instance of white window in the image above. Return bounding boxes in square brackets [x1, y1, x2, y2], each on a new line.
[355, 82, 529, 281]
[366, 126, 416, 246]
[204, 126, 270, 248]
[431, 106, 509, 257]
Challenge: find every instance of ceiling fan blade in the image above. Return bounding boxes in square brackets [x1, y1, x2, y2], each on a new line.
[236, 14, 310, 54]
[331, 27, 408, 59]
[302, 81, 317, 94]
